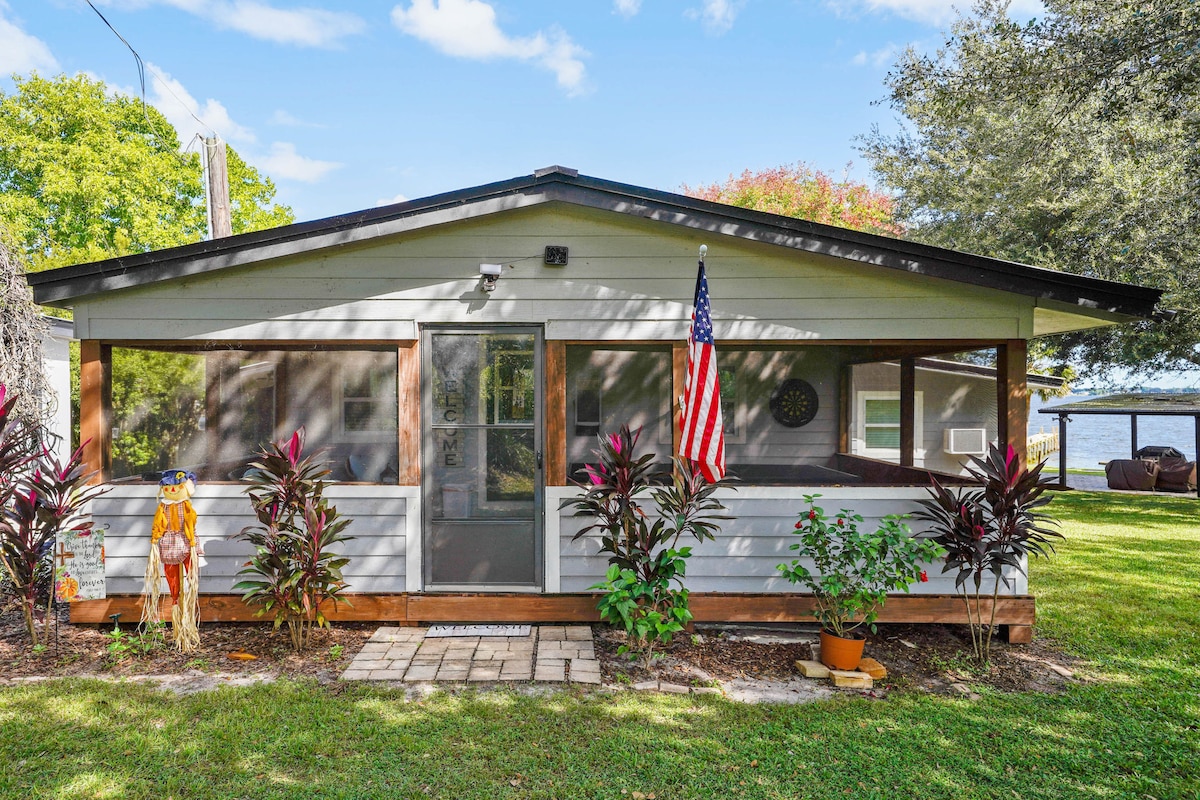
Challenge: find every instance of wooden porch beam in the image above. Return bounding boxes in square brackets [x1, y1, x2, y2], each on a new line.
[70, 592, 1037, 631]
[396, 340, 421, 485]
[838, 364, 850, 454]
[900, 357, 916, 467]
[997, 340, 1028, 463]
[544, 340, 566, 486]
[672, 342, 687, 458]
[79, 341, 111, 484]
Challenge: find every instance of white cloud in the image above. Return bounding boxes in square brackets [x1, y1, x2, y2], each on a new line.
[686, 0, 743, 33]
[852, 42, 901, 67]
[256, 141, 341, 182]
[101, 0, 364, 47]
[146, 63, 257, 145]
[110, 65, 339, 184]
[270, 109, 326, 128]
[828, 0, 1044, 27]
[613, 0, 641, 17]
[376, 192, 410, 206]
[217, 1, 366, 47]
[391, 0, 589, 95]
[0, 5, 59, 75]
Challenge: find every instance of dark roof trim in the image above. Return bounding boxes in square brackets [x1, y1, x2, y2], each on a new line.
[884, 358, 1065, 389]
[1039, 393, 1200, 416]
[28, 167, 1164, 319]
[41, 315, 74, 338]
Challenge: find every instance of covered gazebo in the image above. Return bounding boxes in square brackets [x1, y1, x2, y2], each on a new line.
[1039, 393, 1200, 496]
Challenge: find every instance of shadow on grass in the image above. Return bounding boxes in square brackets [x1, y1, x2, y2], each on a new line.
[0, 677, 1197, 800]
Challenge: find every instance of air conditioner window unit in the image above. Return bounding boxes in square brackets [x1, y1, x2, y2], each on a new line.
[945, 428, 987, 455]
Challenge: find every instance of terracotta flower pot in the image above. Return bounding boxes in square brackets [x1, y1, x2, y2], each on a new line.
[819, 629, 865, 670]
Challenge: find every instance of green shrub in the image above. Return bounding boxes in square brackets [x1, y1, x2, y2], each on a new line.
[235, 428, 353, 652]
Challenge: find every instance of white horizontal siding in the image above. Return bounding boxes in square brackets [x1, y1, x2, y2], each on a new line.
[93, 484, 413, 594]
[548, 486, 1028, 596]
[74, 205, 1035, 342]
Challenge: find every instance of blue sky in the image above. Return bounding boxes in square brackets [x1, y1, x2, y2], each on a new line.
[0, 0, 1044, 223]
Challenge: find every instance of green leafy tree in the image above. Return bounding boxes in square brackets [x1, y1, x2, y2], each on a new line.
[109, 349, 205, 477]
[0, 73, 293, 271]
[861, 0, 1200, 377]
[683, 162, 904, 237]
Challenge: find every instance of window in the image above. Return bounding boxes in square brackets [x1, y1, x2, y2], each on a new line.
[339, 352, 399, 438]
[565, 346, 672, 480]
[856, 391, 924, 459]
[109, 346, 398, 483]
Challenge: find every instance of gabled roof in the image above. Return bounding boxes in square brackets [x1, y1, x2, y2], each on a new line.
[28, 166, 1164, 320]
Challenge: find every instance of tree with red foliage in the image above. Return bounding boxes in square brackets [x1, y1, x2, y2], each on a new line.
[683, 163, 903, 237]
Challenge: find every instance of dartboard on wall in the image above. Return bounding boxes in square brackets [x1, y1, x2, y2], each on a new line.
[769, 378, 819, 427]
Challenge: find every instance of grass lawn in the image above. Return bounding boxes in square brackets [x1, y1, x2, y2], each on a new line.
[2, 491, 1198, 799]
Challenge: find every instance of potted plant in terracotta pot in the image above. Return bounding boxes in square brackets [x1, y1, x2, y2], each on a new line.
[777, 494, 945, 670]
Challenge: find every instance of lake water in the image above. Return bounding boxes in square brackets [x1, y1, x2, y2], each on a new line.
[1029, 395, 1198, 469]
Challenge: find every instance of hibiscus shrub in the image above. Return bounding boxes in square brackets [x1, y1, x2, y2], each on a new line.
[777, 495, 944, 639]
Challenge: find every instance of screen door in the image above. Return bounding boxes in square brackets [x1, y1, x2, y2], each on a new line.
[422, 327, 543, 589]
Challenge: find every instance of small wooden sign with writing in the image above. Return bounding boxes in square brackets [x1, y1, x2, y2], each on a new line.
[54, 527, 106, 602]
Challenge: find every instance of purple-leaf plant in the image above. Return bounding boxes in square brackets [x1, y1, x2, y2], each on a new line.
[235, 428, 354, 651]
[915, 442, 1062, 662]
[0, 384, 108, 646]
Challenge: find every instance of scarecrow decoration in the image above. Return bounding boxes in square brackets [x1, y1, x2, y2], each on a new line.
[141, 469, 201, 652]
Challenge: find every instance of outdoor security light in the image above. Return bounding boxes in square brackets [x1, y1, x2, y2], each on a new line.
[479, 263, 503, 292]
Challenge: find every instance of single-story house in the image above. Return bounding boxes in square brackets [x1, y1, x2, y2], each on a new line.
[28, 166, 1163, 639]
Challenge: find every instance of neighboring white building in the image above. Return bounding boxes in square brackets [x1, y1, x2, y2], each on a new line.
[42, 315, 73, 463]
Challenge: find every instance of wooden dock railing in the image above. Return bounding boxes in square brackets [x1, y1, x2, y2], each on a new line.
[1027, 428, 1060, 466]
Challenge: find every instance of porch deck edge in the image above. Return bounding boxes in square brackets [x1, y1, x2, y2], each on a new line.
[69, 592, 1036, 627]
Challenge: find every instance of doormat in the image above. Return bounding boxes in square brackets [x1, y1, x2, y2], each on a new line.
[425, 624, 532, 638]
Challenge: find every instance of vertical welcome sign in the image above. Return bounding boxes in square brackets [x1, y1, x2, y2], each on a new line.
[54, 527, 106, 602]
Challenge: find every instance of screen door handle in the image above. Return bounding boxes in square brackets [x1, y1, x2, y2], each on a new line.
[536, 450, 543, 469]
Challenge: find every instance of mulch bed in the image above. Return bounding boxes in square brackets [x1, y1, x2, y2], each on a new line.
[0, 606, 1081, 696]
[0, 606, 377, 682]
[595, 623, 1082, 696]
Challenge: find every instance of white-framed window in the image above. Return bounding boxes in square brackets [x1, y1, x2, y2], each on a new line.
[855, 391, 924, 460]
[338, 352, 398, 440]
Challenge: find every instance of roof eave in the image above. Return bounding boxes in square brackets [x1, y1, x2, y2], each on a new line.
[28, 169, 1165, 321]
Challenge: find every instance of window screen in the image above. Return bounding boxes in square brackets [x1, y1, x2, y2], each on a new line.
[110, 347, 398, 483]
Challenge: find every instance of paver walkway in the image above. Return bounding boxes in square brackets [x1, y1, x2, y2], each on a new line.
[341, 625, 601, 684]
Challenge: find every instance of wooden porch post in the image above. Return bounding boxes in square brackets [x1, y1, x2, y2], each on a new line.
[899, 358, 915, 467]
[544, 340, 566, 486]
[79, 341, 111, 484]
[997, 340, 1028, 464]
[672, 342, 687, 458]
[396, 340, 421, 485]
[838, 364, 850, 454]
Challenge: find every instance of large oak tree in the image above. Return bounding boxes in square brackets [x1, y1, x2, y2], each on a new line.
[861, 0, 1199, 378]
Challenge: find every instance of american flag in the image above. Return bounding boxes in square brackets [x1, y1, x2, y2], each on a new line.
[679, 256, 725, 482]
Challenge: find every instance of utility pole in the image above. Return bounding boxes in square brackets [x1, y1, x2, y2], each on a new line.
[204, 135, 232, 239]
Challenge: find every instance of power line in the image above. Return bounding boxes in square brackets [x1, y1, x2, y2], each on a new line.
[84, 0, 216, 141]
